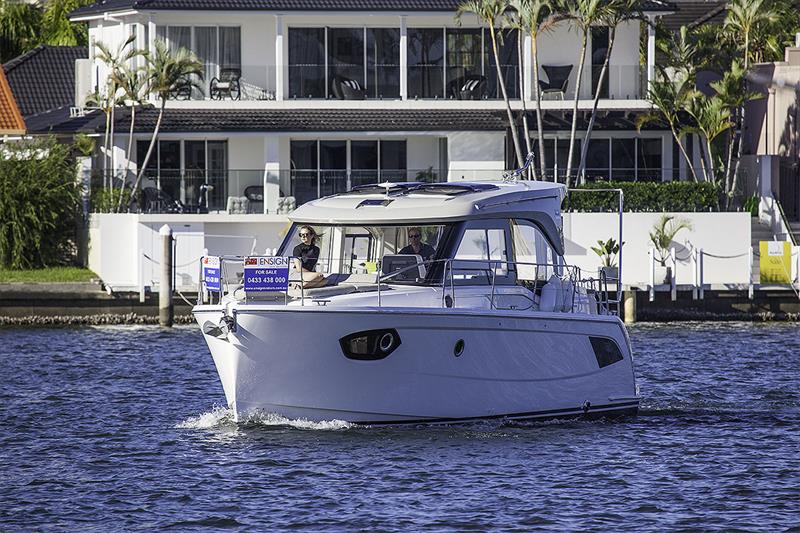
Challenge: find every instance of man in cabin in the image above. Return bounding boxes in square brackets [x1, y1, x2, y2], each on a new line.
[399, 227, 436, 261]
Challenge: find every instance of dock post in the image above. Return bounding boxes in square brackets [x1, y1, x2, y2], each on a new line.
[670, 248, 677, 301]
[699, 249, 705, 300]
[648, 248, 655, 302]
[748, 247, 754, 300]
[159, 224, 174, 327]
[623, 290, 636, 324]
[692, 248, 698, 300]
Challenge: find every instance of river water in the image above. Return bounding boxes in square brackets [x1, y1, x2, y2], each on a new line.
[1, 322, 798, 530]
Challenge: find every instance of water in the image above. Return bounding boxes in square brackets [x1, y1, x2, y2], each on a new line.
[1, 322, 799, 530]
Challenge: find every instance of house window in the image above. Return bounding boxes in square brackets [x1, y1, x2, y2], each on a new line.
[408, 28, 518, 99]
[156, 26, 241, 98]
[290, 139, 408, 205]
[289, 27, 400, 99]
[136, 140, 228, 210]
[534, 137, 662, 181]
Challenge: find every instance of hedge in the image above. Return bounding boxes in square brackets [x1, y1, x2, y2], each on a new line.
[563, 181, 720, 212]
[0, 137, 82, 269]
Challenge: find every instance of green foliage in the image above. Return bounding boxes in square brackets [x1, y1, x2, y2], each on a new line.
[743, 194, 759, 217]
[73, 134, 95, 157]
[590, 238, 623, 267]
[564, 181, 720, 212]
[0, 266, 96, 283]
[649, 214, 693, 266]
[0, 0, 95, 62]
[0, 137, 82, 269]
[91, 187, 131, 213]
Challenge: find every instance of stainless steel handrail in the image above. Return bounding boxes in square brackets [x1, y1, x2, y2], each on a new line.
[198, 255, 613, 315]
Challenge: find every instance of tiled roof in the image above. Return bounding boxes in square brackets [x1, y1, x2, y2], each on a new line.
[0, 67, 26, 134]
[3, 45, 87, 118]
[72, 0, 674, 17]
[43, 107, 665, 134]
[659, 1, 726, 32]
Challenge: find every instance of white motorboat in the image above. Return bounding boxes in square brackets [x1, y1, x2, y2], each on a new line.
[193, 177, 639, 424]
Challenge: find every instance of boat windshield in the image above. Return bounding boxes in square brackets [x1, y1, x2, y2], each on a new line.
[279, 223, 454, 282]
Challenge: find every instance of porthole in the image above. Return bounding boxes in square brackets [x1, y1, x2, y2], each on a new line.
[454, 339, 465, 357]
[340, 329, 402, 360]
[379, 332, 395, 352]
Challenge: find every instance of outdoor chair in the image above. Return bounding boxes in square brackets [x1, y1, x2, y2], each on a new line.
[170, 76, 194, 100]
[539, 65, 573, 99]
[447, 75, 487, 100]
[331, 75, 366, 100]
[210, 68, 242, 100]
[244, 185, 264, 214]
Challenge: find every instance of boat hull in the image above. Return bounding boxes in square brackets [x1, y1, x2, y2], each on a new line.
[194, 306, 639, 424]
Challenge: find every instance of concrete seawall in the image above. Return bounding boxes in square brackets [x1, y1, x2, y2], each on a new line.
[3, 283, 800, 326]
[0, 283, 196, 326]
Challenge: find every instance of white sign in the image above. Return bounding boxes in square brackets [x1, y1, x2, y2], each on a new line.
[767, 241, 784, 257]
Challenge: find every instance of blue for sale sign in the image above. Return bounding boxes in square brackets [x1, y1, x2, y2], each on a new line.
[202, 255, 221, 292]
[243, 256, 290, 292]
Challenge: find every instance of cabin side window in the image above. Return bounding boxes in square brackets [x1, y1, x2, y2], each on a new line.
[510, 219, 558, 282]
[453, 220, 510, 281]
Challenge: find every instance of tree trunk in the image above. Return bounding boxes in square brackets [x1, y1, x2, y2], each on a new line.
[671, 126, 698, 182]
[117, 104, 137, 212]
[109, 103, 116, 196]
[102, 109, 110, 190]
[565, 31, 588, 186]
[730, 36, 751, 210]
[490, 27, 524, 169]
[532, 36, 547, 180]
[577, 26, 616, 184]
[130, 99, 166, 211]
[516, 32, 535, 179]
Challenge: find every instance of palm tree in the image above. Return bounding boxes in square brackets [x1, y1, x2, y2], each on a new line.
[576, 0, 640, 183]
[457, 0, 525, 168]
[709, 61, 760, 205]
[84, 85, 121, 192]
[684, 95, 733, 183]
[41, 0, 94, 46]
[509, 0, 559, 180]
[558, 0, 603, 185]
[113, 63, 147, 212]
[636, 77, 699, 182]
[505, 6, 535, 178]
[0, 1, 41, 62]
[94, 36, 140, 192]
[724, 0, 782, 205]
[130, 40, 203, 201]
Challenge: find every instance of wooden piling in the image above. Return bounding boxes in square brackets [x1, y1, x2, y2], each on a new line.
[159, 224, 173, 327]
[623, 290, 637, 324]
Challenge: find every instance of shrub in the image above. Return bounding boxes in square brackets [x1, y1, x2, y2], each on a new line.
[91, 187, 131, 213]
[564, 181, 721, 212]
[0, 137, 83, 269]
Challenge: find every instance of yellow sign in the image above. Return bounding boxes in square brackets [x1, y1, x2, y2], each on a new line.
[759, 241, 792, 283]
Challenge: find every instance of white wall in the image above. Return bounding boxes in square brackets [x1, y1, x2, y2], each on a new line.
[407, 136, 439, 172]
[563, 212, 752, 286]
[89, 214, 290, 290]
[447, 131, 505, 180]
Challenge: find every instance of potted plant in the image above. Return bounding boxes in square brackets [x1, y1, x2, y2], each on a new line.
[591, 238, 623, 281]
[649, 214, 692, 285]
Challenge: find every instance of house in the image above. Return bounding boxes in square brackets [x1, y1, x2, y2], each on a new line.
[60, 0, 681, 214]
[0, 66, 25, 136]
[2, 45, 89, 136]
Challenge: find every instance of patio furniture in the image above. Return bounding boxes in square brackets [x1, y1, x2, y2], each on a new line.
[450, 75, 487, 100]
[226, 196, 250, 214]
[539, 65, 572, 99]
[170, 76, 194, 100]
[141, 187, 185, 214]
[244, 185, 264, 213]
[210, 68, 242, 100]
[331, 75, 366, 100]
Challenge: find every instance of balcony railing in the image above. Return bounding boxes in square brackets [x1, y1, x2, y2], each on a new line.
[159, 63, 646, 102]
[86, 165, 679, 214]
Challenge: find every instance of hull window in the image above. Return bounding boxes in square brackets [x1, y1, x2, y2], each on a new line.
[340, 329, 402, 360]
[589, 336, 624, 368]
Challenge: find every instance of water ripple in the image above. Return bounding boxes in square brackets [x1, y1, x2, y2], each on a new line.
[0, 322, 799, 530]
